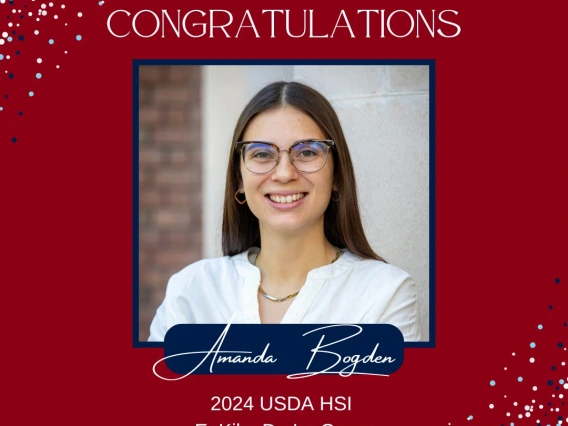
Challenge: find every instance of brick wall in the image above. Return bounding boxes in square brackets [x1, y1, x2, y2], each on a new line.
[138, 66, 202, 341]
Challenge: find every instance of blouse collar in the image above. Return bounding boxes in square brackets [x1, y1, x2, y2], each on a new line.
[231, 246, 359, 282]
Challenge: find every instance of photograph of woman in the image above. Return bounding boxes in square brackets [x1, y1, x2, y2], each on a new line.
[147, 78, 425, 342]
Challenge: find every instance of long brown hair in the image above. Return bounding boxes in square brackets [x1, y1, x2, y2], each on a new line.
[222, 81, 385, 262]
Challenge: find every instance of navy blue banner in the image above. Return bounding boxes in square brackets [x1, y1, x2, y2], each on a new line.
[161, 323, 404, 377]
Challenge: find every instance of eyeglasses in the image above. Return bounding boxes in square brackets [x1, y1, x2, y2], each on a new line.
[236, 139, 335, 174]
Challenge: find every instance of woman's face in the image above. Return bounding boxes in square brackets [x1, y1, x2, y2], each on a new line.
[239, 106, 334, 235]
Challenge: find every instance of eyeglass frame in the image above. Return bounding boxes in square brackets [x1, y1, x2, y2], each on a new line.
[235, 139, 336, 174]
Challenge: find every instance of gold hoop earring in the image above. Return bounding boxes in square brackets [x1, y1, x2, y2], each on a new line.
[331, 190, 340, 202]
[234, 190, 247, 205]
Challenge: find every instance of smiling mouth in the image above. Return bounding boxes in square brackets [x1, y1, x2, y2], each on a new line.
[267, 193, 307, 204]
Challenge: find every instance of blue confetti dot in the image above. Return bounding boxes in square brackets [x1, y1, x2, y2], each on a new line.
[467, 415, 473, 421]
[559, 342, 564, 348]
[18, 35, 23, 41]
[99, 1, 104, 5]
[18, 111, 22, 116]
[530, 342, 536, 348]
[490, 380, 496, 386]
[548, 380, 553, 386]
[3, 94, 7, 98]
[8, 73, 14, 79]
[538, 324, 543, 329]
[552, 366, 556, 370]
[36, 73, 42, 79]
[20, 15, 23, 19]
[565, 323, 567, 327]
[28, 91, 34, 97]
[15, 50, 20, 55]
[11, 137, 17, 143]
[518, 376, 523, 382]
[7, 36, 12, 42]
[49, 39, 54, 45]
[549, 305, 553, 310]
[554, 278, 560, 284]
[561, 379, 565, 384]
[0, 107, 3, 111]
[76, 35, 82, 41]
[0, 54, 3, 60]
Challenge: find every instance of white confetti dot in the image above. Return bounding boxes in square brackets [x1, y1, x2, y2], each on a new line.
[530, 357, 535, 363]
[512, 352, 516, 356]
[61, 4, 65, 9]
[0, 1, 5, 5]
[533, 386, 538, 391]
[514, 402, 518, 406]
[6, 55, 9, 59]
[34, 30, 39, 35]
[28, 12, 32, 16]
[2, 32, 8, 38]
[78, 12, 83, 17]
[37, 58, 42, 63]
[56, 65, 59, 69]
[64, 51, 67, 54]
[36, 18, 40, 22]
[54, 15, 58, 19]
[506, 412, 510, 417]
[11, 8, 15, 13]
[518, 414, 523, 419]
[42, 10, 47, 16]
[560, 394, 564, 399]
[489, 404, 494, 409]
[0, 40, 4, 45]
[539, 405, 543, 409]
[562, 362, 566, 366]
[41, 3, 46, 9]
[504, 367, 508, 370]
[8, 22, 12, 27]
[525, 405, 530, 410]
[564, 383, 568, 389]
[49, 2, 53, 6]
[16, 24, 19, 27]
[525, 412, 531, 418]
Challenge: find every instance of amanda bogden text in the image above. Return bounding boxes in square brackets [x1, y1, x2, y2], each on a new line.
[107, 9, 461, 39]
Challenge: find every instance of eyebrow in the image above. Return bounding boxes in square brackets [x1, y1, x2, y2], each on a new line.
[237, 139, 332, 148]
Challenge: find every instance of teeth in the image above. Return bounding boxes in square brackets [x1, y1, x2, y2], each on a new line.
[269, 193, 305, 204]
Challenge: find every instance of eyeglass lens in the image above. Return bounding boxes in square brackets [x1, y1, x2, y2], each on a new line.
[243, 142, 329, 173]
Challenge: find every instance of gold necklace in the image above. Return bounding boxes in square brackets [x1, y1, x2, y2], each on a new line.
[255, 247, 342, 303]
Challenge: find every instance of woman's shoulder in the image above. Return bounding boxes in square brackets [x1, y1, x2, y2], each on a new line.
[348, 253, 413, 283]
[167, 252, 246, 289]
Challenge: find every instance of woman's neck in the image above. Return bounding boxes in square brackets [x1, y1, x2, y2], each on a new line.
[254, 224, 337, 292]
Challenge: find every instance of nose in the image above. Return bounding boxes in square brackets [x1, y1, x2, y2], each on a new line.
[271, 150, 298, 183]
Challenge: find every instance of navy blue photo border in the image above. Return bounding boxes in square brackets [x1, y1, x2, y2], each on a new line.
[133, 59, 436, 350]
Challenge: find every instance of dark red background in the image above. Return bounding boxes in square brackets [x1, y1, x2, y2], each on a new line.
[1, 0, 567, 424]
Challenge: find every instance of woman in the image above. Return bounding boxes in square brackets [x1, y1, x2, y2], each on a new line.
[148, 81, 422, 341]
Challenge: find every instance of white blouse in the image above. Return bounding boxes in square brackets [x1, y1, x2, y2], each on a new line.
[148, 247, 423, 342]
